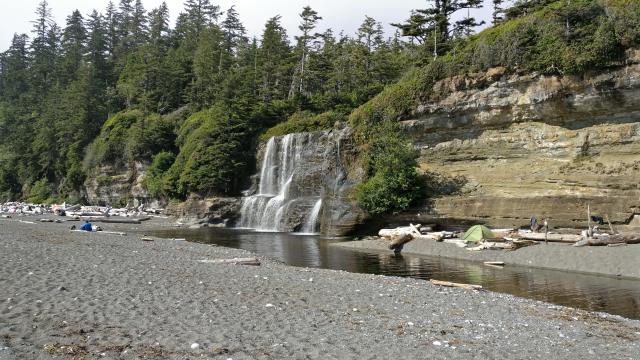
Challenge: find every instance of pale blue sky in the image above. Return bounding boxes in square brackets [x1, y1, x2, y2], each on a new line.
[1, 0, 494, 50]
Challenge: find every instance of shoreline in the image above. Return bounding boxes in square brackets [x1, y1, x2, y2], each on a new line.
[334, 237, 640, 280]
[1, 217, 640, 359]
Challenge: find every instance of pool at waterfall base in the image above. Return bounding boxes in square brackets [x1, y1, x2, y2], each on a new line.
[152, 227, 640, 320]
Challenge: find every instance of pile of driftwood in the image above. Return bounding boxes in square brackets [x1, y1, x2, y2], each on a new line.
[378, 223, 539, 253]
[378, 224, 455, 253]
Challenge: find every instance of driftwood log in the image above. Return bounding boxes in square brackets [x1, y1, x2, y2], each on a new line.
[380, 224, 449, 253]
[573, 234, 640, 247]
[430, 279, 483, 290]
[378, 224, 422, 238]
[517, 231, 582, 243]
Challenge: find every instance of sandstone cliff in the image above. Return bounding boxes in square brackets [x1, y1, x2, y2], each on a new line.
[84, 162, 154, 207]
[404, 50, 640, 227]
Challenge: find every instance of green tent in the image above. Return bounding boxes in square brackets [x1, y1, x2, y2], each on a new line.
[462, 225, 495, 242]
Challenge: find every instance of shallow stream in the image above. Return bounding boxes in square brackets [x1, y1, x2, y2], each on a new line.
[153, 227, 640, 320]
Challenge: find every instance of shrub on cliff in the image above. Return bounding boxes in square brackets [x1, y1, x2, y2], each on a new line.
[356, 120, 423, 215]
[160, 105, 252, 198]
[143, 151, 176, 198]
[26, 178, 54, 204]
[260, 111, 345, 141]
[85, 110, 177, 169]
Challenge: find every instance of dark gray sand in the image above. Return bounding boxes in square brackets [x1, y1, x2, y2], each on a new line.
[1, 218, 639, 359]
[337, 238, 640, 279]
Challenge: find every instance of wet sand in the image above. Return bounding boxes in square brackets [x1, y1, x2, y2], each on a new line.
[1, 218, 639, 359]
[336, 237, 640, 279]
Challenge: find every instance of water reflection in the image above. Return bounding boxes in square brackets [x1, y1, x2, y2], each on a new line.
[152, 227, 640, 320]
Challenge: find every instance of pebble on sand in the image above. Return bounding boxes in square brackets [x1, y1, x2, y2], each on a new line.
[190, 343, 199, 349]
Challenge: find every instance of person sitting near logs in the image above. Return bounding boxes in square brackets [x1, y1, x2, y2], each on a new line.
[530, 216, 540, 232]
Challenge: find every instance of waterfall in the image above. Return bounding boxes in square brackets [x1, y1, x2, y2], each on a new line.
[238, 133, 323, 232]
[301, 199, 323, 234]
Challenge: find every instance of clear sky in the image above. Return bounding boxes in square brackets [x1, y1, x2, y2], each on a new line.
[1, 0, 493, 51]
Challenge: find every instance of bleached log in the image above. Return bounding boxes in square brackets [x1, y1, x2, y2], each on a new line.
[443, 239, 467, 247]
[467, 242, 514, 251]
[430, 279, 482, 290]
[98, 218, 142, 224]
[379, 224, 421, 239]
[517, 231, 582, 243]
[484, 261, 505, 266]
[574, 234, 640, 247]
[388, 233, 413, 249]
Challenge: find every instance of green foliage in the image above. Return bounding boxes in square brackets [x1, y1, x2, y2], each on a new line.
[161, 106, 252, 198]
[349, 67, 433, 135]
[26, 178, 53, 203]
[356, 121, 423, 214]
[86, 110, 143, 167]
[457, 0, 632, 75]
[86, 110, 177, 169]
[126, 113, 177, 160]
[96, 175, 112, 187]
[0, 3, 414, 200]
[260, 111, 344, 141]
[2, 0, 637, 205]
[143, 151, 175, 197]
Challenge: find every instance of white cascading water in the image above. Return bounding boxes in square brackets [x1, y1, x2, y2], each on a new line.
[300, 199, 322, 234]
[238, 133, 323, 233]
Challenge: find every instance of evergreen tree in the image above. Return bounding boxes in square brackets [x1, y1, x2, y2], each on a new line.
[257, 16, 293, 102]
[176, 0, 222, 44]
[219, 6, 247, 75]
[59, 10, 86, 84]
[392, 0, 484, 56]
[149, 2, 170, 48]
[2, 34, 30, 102]
[85, 10, 109, 79]
[131, 0, 148, 46]
[357, 16, 385, 85]
[104, 1, 119, 57]
[289, 6, 322, 98]
[192, 25, 224, 106]
[493, 0, 506, 25]
[30, 1, 56, 98]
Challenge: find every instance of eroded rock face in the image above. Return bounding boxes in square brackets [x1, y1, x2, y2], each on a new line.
[165, 196, 241, 226]
[84, 162, 156, 207]
[405, 55, 640, 227]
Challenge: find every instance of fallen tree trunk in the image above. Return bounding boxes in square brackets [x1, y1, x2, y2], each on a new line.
[467, 242, 515, 251]
[430, 279, 482, 290]
[379, 224, 421, 238]
[484, 261, 505, 266]
[98, 218, 142, 224]
[518, 231, 582, 243]
[574, 234, 640, 247]
[388, 233, 413, 249]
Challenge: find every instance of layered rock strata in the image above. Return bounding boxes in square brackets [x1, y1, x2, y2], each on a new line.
[405, 50, 640, 227]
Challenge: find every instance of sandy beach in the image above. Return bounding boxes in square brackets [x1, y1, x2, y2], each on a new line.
[1, 217, 640, 359]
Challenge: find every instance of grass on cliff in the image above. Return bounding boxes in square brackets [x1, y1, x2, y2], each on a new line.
[259, 111, 345, 142]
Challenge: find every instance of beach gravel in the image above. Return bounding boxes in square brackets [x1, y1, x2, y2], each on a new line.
[1, 218, 639, 359]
